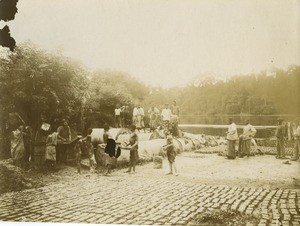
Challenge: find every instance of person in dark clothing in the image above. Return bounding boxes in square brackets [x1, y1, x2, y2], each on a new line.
[56, 119, 71, 164]
[23, 126, 33, 164]
[162, 135, 178, 176]
[276, 119, 286, 159]
[124, 125, 139, 173]
[100, 124, 118, 175]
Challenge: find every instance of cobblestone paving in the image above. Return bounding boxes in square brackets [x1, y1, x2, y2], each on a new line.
[0, 170, 299, 225]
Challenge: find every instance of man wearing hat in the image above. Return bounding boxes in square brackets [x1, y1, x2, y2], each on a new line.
[275, 118, 286, 159]
[291, 121, 300, 161]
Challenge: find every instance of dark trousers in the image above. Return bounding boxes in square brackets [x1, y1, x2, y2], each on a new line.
[227, 140, 236, 159]
[292, 140, 300, 160]
[242, 140, 251, 156]
[56, 144, 67, 163]
[276, 139, 285, 158]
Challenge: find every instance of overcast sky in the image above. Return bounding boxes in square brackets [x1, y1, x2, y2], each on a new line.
[3, 0, 300, 88]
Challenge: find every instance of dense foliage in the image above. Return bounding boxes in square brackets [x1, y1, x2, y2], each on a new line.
[84, 70, 149, 127]
[0, 41, 89, 133]
[142, 66, 300, 124]
[1, 41, 299, 132]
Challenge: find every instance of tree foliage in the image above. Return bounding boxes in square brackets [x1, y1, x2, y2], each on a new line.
[84, 70, 149, 127]
[0, 41, 89, 132]
[142, 66, 300, 122]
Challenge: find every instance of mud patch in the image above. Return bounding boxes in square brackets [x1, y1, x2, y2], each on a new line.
[0, 159, 44, 194]
[188, 210, 259, 226]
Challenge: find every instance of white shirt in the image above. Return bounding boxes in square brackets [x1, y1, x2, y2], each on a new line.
[115, 108, 121, 116]
[293, 126, 300, 139]
[132, 107, 138, 116]
[137, 107, 144, 116]
[242, 124, 257, 140]
[161, 108, 172, 121]
[227, 123, 238, 140]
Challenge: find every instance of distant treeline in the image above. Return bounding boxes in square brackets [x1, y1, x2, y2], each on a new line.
[1, 41, 299, 134]
[142, 65, 300, 124]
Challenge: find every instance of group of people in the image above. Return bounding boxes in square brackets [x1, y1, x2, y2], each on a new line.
[275, 119, 300, 161]
[226, 118, 300, 161]
[10, 124, 32, 168]
[93, 124, 178, 176]
[74, 124, 139, 175]
[226, 118, 257, 159]
[114, 101, 180, 137]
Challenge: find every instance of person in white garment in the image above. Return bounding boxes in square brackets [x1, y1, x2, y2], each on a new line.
[161, 103, 173, 137]
[225, 118, 238, 159]
[291, 121, 300, 161]
[114, 105, 122, 128]
[240, 120, 257, 157]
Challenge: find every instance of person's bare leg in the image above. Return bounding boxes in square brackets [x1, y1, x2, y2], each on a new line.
[173, 162, 178, 176]
[166, 162, 173, 175]
[125, 163, 132, 173]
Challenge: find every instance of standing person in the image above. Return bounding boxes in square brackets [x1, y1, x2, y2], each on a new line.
[161, 103, 172, 137]
[240, 120, 257, 157]
[171, 100, 180, 119]
[120, 105, 126, 128]
[162, 135, 178, 176]
[275, 119, 286, 159]
[132, 105, 138, 128]
[171, 101, 180, 137]
[45, 131, 58, 169]
[114, 105, 122, 128]
[100, 124, 118, 175]
[74, 140, 82, 174]
[23, 126, 33, 164]
[82, 128, 95, 172]
[123, 105, 131, 128]
[225, 118, 238, 159]
[57, 119, 71, 164]
[10, 125, 26, 168]
[291, 122, 300, 161]
[148, 106, 160, 132]
[136, 105, 145, 132]
[124, 125, 139, 173]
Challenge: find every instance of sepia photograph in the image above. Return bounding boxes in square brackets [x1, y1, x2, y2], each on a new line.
[0, 0, 299, 226]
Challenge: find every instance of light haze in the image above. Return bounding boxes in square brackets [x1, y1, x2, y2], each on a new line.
[5, 0, 300, 88]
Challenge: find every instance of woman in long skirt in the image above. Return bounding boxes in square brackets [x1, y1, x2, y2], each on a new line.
[226, 118, 238, 159]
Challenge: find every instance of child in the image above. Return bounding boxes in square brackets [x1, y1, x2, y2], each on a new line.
[162, 135, 178, 176]
[74, 140, 82, 174]
[99, 124, 115, 175]
[82, 128, 95, 173]
[124, 125, 139, 173]
[45, 132, 58, 169]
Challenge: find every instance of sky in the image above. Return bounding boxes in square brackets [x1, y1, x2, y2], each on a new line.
[2, 0, 300, 88]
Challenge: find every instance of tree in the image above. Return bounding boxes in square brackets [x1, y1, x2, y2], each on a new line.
[0, 41, 89, 135]
[84, 70, 149, 127]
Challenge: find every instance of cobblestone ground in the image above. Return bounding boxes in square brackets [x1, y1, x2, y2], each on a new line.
[0, 156, 299, 226]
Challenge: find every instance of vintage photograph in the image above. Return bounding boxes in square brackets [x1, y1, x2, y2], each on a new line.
[0, 0, 299, 226]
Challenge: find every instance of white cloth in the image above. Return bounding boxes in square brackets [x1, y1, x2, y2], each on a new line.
[41, 123, 50, 131]
[161, 108, 172, 121]
[226, 123, 238, 141]
[45, 146, 56, 161]
[132, 107, 138, 116]
[11, 129, 25, 160]
[242, 124, 256, 140]
[115, 108, 121, 116]
[293, 126, 300, 139]
[137, 107, 144, 116]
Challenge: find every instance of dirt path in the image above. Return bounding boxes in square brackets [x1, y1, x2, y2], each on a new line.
[28, 153, 300, 191]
